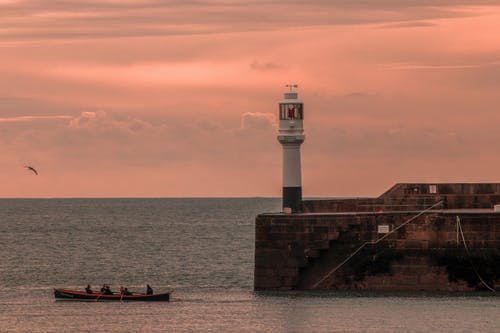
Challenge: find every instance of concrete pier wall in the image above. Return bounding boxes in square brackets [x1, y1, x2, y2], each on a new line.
[254, 183, 500, 291]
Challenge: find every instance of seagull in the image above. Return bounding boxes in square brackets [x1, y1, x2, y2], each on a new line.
[24, 165, 38, 175]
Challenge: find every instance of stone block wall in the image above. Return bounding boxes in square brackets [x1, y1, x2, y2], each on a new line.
[303, 191, 500, 214]
[254, 212, 500, 291]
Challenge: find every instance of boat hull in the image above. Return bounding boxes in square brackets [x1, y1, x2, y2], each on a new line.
[54, 289, 170, 302]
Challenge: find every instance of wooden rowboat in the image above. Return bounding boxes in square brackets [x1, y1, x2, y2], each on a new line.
[54, 288, 170, 302]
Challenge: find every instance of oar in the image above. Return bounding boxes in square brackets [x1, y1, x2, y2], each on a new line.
[120, 291, 124, 302]
[95, 292, 104, 302]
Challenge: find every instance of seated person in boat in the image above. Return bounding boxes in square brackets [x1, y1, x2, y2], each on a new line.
[100, 284, 106, 293]
[146, 284, 153, 295]
[103, 285, 113, 295]
[123, 287, 132, 296]
[85, 284, 93, 294]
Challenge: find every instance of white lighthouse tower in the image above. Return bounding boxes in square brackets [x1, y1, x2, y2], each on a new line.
[277, 84, 305, 213]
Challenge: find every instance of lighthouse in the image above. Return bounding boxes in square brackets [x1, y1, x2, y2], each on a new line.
[277, 84, 305, 213]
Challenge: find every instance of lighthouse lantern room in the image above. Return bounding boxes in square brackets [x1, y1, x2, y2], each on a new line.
[277, 84, 305, 213]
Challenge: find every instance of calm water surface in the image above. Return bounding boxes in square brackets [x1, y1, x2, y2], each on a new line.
[0, 198, 498, 332]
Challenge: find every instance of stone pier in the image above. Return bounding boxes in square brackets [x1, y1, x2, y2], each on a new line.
[254, 183, 500, 291]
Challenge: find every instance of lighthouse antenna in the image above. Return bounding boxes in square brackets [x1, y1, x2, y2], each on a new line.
[285, 84, 298, 92]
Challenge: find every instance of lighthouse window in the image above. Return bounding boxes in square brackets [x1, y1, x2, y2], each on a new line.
[279, 104, 303, 120]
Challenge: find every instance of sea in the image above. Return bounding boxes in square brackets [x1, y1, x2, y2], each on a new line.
[0, 198, 498, 333]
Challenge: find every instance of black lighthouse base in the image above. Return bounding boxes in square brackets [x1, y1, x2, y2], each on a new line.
[283, 187, 302, 213]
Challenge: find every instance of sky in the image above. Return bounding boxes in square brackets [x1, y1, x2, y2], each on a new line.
[1, 0, 500, 198]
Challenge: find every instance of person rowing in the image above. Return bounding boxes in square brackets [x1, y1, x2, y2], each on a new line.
[85, 284, 93, 294]
[146, 284, 153, 295]
[101, 285, 113, 295]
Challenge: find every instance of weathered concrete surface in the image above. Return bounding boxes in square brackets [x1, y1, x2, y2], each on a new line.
[255, 183, 500, 291]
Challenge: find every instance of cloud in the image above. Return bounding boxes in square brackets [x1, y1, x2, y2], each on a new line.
[240, 112, 276, 131]
[0, 109, 277, 169]
[380, 21, 437, 29]
[0, 115, 72, 123]
[378, 62, 500, 89]
[67, 111, 157, 140]
[250, 61, 286, 71]
[2, 2, 500, 197]
[382, 63, 500, 71]
[68, 111, 99, 128]
[0, 1, 498, 41]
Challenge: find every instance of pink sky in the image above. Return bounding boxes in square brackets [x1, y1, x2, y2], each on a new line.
[1, 1, 500, 197]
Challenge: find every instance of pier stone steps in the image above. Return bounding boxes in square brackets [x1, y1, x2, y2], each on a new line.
[297, 238, 397, 290]
[296, 236, 373, 289]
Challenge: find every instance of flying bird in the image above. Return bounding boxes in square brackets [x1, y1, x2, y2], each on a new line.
[24, 165, 38, 175]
